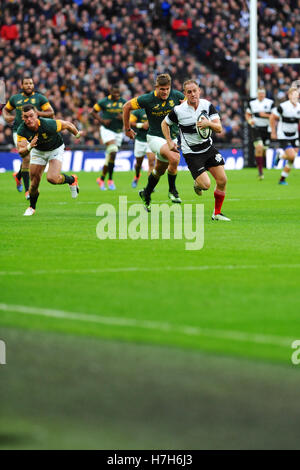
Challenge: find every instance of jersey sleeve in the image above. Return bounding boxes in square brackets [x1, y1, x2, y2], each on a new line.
[93, 101, 102, 112]
[38, 94, 51, 110]
[272, 106, 281, 117]
[135, 93, 151, 110]
[130, 111, 138, 124]
[5, 97, 15, 110]
[16, 124, 27, 142]
[56, 120, 62, 132]
[165, 109, 178, 125]
[208, 103, 219, 120]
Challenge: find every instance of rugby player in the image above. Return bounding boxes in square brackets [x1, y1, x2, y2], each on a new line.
[245, 88, 274, 180]
[3, 77, 54, 198]
[123, 74, 185, 212]
[270, 87, 300, 185]
[162, 79, 230, 221]
[92, 85, 126, 190]
[17, 104, 82, 216]
[129, 108, 155, 188]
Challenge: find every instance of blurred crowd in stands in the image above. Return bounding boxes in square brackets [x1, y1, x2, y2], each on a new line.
[0, 0, 299, 147]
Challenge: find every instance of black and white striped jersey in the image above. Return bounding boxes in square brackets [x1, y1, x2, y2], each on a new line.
[246, 97, 274, 128]
[165, 99, 219, 155]
[272, 99, 300, 140]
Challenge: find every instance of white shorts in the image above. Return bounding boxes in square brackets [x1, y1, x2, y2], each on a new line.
[134, 139, 153, 158]
[30, 144, 65, 166]
[13, 132, 18, 147]
[100, 126, 123, 147]
[146, 134, 177, 162]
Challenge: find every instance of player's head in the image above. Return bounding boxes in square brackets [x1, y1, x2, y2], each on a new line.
[288, 87, 299, 104]
[22, 77, 34, 95]
[183, 80, 200, 105]
[22, 104, 38, 128]
[155, 74, 171, 100]
[257, 88, 266, 101]
[111, 85, 120, 101]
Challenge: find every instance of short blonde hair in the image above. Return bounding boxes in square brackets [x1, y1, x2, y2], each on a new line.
[288, 87, 298, 96]
[183, 79, 199, 90]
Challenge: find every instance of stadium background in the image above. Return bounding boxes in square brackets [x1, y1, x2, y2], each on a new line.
[1, 0, 300, 452]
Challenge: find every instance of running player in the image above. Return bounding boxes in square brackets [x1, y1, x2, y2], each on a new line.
[123, 74, 185, 212]
[162, 79, 230, 221]
[2, 77, 54, 198]
[245, 88, 274, 180]
[270, 87, 300, 185]
[92, 85, 126, 190]
[17, 104, 82, 216]
[129, 108, 155, 188]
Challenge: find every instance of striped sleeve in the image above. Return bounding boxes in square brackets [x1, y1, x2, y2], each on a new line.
[5, 100, 14, 110]
[41, 102, 51, 111]
[130, 97, 140, 110]
[208, 103, 219, 120]
[165, 109, 178, 125]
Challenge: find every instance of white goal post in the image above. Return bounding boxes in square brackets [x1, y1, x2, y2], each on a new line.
[250, 0, 300, 98]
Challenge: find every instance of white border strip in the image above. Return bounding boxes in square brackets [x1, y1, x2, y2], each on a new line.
[0, 303, 291, 348]
[0, 264, 300, 277]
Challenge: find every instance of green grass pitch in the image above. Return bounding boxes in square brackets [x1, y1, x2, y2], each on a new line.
[1, 168, 300, 449]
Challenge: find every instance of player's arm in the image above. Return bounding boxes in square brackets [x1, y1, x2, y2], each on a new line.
[37, 102, 54, 118]
[2, 102, 15, 124]
[197, 117, 222, 133]
[161, 114, 179, 153]
[245, 109, 254, 126]
[123, 100, 137, 139]
[270, 112, 279, 140]
[91, 103, 111, 127]
[59, 120, 83, 138]
[130, 113, 149, 130]
[17, 134, 38, 157]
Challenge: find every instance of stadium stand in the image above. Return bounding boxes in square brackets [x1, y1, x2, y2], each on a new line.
[0, 0, 299, 147]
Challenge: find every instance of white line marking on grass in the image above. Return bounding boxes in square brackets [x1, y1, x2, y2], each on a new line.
[1, 264, 300, 276]
[0, 303, 291, 348]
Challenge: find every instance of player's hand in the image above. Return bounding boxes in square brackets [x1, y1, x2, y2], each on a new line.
[30, 134, 38, 148]
[142, 122, 149, 130]
[75, 131, 84, 139]
[271, 132, 277, 141]
[125, 128, 136, 139]
[167, 140, 179, 153]
[196, 117, 210, 129]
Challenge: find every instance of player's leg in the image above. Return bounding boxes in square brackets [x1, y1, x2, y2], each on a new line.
[24, 163, 44, 216]
[21, 155, 31, 199]
[159, 143, 181, 202]
[132, 157, 144, 188]
[146, 151, 156, 175]
[139, 159, 169, 212]
[209, 165, 230, 221]
[254, 139, 264, 179]
[12, 132, 23, 192]
[279, 146, 297, 185]
[47, 157, 79, 198]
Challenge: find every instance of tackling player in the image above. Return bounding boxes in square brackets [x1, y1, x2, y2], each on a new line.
[17, 104, 82, 216]
[129, 108, 155, 188]
[123, 74, 185, 212]
[2, 77, 54, 198]
[162, 79, 230, 221]
[92, 85, 126, 190]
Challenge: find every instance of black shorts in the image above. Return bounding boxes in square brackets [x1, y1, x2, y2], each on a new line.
[183, 146, 225, 180]
[252, 127, 270, 145]
[278, 138, 299, 149]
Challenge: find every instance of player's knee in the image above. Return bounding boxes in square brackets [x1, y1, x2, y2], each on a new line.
[216, 175, 227, 187]
[196, 177, 210, 190]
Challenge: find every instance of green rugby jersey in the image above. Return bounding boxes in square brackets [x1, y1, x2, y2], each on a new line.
[130, 108, 148, 142]
[93, 95, 126, 133]
[17, 118, 64, 151]
[5, 92, 51, 131]
[131, 89, 184, 139]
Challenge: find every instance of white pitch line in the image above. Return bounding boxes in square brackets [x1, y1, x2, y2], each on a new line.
[0, 264, 300, 277]
[0, 303, 291, 348]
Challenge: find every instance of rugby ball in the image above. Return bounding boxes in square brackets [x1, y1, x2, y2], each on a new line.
[196, 111, 212, 139]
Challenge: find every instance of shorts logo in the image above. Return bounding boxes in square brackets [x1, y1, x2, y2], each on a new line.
[215, 154, 222, 162]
